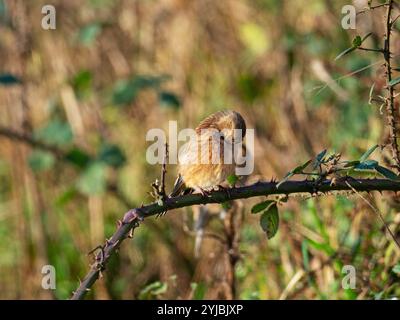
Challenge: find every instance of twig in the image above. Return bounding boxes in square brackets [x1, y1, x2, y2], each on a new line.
[392, 13, 400, 24]
[357, 2, 390, 15]
[383, 0, 400, 172]
[0, 126, 65, 157]
[345, 181, 400, 250]
[160, 143, 168, 197]
[71, 209, 142, 300]
[70, 177, 400, 299]
[358, 47, 384, 53]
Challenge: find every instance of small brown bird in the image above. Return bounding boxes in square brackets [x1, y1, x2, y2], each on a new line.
[168, 110, 247, 256]
[171, 110, 247, 196]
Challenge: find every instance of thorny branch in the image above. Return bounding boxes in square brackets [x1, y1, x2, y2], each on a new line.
[383, 0, 400, 172]
[71, 177, 400, 299]
[353, 1, 400, 171]
[0, 125, 204, 272]
[71, 210, 142, 300]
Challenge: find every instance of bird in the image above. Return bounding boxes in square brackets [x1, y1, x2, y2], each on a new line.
[170, 109, 247, 196]
[167, 110, 247, 256]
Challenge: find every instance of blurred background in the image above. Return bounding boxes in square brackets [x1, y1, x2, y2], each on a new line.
[0, 0, 400, 299]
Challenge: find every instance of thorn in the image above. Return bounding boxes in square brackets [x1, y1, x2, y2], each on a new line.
[112, 239, 120, 248]
[88, 245, 103, 257]
[116, 220, 122, 228]
[122, 209, 140, 224]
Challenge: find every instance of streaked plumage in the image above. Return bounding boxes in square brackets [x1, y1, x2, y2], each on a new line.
[171, 110, 246, 196]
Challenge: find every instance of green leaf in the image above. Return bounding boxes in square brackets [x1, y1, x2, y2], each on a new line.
[277, 159, 312, 188]
[355, 160, 378, 170]
[159, 91, 181, 109]
[276, 172, 294, 188]
[112, 80, 137, 105]
[305, 239, 335, 256]
[221, 201, 232, 210]
[375, 165, 400, 181]
[301, 241, 310, 271]
[138, 281, 168, 300]
[259, 203, 279, 239]
[112, 75, 167, 106]
[35, 119, 73, 146]
[227, 174, 239, 186]
[392, 264, 400, 275]
[251, 200, 275, 214]
[388, 77, 400, 87]
[239, 22, 269, 56]
[359, 144, 378, 162]
[56, 188, 78, 207]
[343, 160, 360, 168]
[0, 73, 21, 86]
[76, 162, 107, 195]
[77, 23, 102, 45]
[28, 151, 55, 172]
[293, 159, 312, 174]
[374, 291, 384, 300]
[316, 149, 327, 162]
[64, 148, 92, 168]
[352, 35, 362, 47]
[97, 144, 126, 168]
[0, 0, 6, 18]
[191, 282, 207, 300]
[312, 149, 327, 169]
[335, 34, 371, 61]
[71, 70, 92, 98]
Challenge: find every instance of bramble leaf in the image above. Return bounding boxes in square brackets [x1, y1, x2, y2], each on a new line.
[260, 203, 279, 239]
[375, 165, 399, 181]
[251, 200, 275, 214]
[355, 160, 378, 170]
[359, 144, 378, 162]
[388, 77, 400, 87]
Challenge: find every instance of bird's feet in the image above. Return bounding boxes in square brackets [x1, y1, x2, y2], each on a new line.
[194, 186, 213, 197]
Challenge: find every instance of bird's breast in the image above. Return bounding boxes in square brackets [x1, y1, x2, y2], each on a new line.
[178, 135, 236, 188]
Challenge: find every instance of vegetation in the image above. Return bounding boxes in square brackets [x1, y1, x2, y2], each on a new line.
[0, 0, 400, 300]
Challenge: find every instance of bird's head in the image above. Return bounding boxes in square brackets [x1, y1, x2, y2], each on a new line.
[196, 110, 246, 144]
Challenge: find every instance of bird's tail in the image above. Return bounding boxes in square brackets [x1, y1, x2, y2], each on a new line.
[169, 174, 185, 197]
[157, 175, 185, 217]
